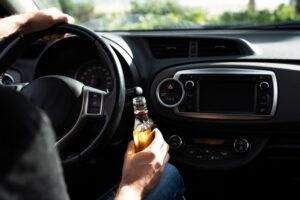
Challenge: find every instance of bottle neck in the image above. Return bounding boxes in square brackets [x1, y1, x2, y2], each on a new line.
[134, 111, 149, 121]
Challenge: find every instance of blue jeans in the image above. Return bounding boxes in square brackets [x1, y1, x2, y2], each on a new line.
[97, 164, 185, 200]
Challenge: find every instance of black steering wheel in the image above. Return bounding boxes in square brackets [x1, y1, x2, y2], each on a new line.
[0, 24, 126, 165]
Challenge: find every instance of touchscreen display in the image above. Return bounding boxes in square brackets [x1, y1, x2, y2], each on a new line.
[199, 78, 255, 113]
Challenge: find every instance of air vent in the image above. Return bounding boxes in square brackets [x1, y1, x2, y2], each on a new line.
[148, 38, 189, 58]
[198, 39, 241, 56]
[0, 73, 14, 85]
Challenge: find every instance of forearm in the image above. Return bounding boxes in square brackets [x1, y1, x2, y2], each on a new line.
[0, 13, 31, 40]
[115, 185, 142, 200]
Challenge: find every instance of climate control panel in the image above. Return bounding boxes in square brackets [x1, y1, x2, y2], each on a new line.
[165, 133, 268, 170]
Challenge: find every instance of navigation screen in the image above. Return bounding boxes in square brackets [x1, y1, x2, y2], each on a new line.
[199, 78, 255, 113]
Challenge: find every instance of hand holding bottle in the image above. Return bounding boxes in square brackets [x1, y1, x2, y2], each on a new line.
[116, 128, 170, 200]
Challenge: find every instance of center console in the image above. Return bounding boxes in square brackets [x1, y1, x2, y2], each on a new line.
[150, 63, 279, 169]
[156, 68, 277, 120]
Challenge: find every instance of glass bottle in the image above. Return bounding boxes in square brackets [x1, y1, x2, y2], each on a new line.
[132, 96, 154, 152]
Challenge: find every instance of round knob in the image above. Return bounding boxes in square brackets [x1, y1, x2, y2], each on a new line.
[168, 135, 183, 150]
[233, 138, 250, 153]
[184, 80, 195, 90]
[259, 81, 270, 90]
[134, 86, 143, 96]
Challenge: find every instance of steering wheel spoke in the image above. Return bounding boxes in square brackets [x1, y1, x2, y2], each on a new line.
[2, 82, 28, 91]
[82, 86, 107, 118]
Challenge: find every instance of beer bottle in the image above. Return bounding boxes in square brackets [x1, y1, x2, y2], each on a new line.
[132, 96, 154, 152]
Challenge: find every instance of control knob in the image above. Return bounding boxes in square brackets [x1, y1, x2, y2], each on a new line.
[184, 80, 195, 90]
[259, 81, 270, 90]
[168, 135, 183, 149]
[233, 138, 250, 153]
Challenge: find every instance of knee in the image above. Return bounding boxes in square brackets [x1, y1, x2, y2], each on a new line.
[144, 163, 185, 200]
[162, 163, 185, 198]
[164, 163, 184, 188]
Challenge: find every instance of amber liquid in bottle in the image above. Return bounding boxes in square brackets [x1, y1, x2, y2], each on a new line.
[132, 96, 154, 152]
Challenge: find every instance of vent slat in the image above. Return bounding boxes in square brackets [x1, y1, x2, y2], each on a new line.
[198, 39, 241, 57]
[148, 38, 242, 59]
[148, 38, 190, 58]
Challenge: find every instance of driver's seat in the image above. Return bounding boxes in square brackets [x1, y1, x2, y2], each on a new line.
[0, 86, 70, 200]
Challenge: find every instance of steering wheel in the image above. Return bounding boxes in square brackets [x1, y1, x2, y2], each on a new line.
[0, 24, 126, 165]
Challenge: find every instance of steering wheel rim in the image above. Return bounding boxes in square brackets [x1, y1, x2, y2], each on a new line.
[0, 24, 126, 165]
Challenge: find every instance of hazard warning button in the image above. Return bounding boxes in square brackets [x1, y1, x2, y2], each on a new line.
[157, 78, 185, 108]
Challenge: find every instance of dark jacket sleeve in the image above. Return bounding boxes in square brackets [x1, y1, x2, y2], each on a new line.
[0, 87, 70, 200]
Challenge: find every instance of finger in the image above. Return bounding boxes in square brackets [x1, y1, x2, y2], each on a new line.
[148, 128, 164, 151]
[158, 142, 169, 163]
[161, 141, 169, 154]
[160, 153, 170, 172]
[50, 34, 61, 40]
[44, 8, 75, 24]
[163, 153, 170, 166]
[65, 14, 75, 24]
[125, 141, 135, 156]
[53, 14, 70, 24]
[152, 142, 169, 170]
[54, 14, 74, 24]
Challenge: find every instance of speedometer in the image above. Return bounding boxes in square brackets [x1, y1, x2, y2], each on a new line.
[75, 60, 113, 92]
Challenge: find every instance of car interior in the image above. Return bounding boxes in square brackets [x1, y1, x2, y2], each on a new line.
[2, 0, 300, 199]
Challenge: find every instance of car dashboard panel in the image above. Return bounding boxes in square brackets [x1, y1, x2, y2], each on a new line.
[103, 30, 300, 170]
[4, 29, 300, 170]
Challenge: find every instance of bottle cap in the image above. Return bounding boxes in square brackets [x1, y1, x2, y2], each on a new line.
[133, 96, 148, 113]
[133, 96, 146, 105]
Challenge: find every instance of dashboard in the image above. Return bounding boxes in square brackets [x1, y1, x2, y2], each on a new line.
[105, 30, 300, 170]
[4, 29, 300, 171]
[34, 37, 114, 93]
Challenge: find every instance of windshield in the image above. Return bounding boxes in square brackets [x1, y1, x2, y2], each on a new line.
[33, 0, 299, 31]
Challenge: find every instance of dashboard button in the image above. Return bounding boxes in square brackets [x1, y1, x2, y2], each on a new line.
[168, 135, 183, 149]
[220, 151, 229, 157]
[233, 138, 250, 153]
[87, 92, 102, 114]
[184, 80, 195, 90]
[196, 155, 204, 160]
[157, 79, 185, 108]
[259, 107, 267, 114]
[259, 81, 270, 90]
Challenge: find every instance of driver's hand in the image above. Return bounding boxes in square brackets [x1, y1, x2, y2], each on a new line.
[20, 8, 74, 34]
[116, 128, 169, 200]
[0, 8, 74, 41]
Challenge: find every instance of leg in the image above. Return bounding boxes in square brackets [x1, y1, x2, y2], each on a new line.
[144, 163, 185, 200]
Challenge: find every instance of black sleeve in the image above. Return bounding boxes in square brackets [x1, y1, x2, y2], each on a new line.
[0, 86, 70, 200]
